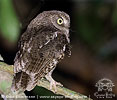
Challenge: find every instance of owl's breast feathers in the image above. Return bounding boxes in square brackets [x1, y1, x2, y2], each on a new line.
[12, 30, 71, 91]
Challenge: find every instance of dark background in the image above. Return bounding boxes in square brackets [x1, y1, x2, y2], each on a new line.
[0, 0, 117, 100]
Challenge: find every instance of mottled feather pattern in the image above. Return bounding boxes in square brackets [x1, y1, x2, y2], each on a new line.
[12, 10, 70, 91]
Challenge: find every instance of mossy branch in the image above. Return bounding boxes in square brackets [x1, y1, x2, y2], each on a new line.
[0, 61, 92, 100]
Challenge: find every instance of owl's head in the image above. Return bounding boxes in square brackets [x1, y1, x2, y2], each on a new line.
[36, 10, 70, 29]
[48, 10, 70, 29]
[28, 10, 70, 42]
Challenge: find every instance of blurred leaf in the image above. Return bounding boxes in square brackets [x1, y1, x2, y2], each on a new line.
[76, 4, 104, 46]
[0, 0, 20, 43]
[77, 15, 103, 45]
[112, 3, 117, 26]
[0, 55, 4, 61]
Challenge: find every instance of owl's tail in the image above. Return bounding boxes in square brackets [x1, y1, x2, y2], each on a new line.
[11, 71, 39, 91]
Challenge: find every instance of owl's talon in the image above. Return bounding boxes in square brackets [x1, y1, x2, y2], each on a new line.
[49, 79, 63, 92]
[45, 68, 63, 92]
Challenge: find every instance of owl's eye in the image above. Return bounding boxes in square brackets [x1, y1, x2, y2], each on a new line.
[57, 18, 63, 25]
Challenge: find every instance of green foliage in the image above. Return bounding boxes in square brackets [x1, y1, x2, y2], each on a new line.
[112, 3, 117, 26]
[75, 4, 104, 46]
[0, 0, 20, 43]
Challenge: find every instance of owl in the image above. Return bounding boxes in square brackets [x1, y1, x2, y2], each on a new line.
[11, 10, 71, 91]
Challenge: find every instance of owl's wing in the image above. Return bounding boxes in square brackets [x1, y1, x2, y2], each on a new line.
[14, 30, 57, 73]
[24, 34, 67, 90]
[26, 33, 68, 75]
[17, 33, 66, 74]
[13, 31, 66, 91]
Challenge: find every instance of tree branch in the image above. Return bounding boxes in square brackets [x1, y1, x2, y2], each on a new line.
[0, 61, 92, 100]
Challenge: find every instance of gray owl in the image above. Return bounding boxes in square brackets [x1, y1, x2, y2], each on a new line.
[11, 10, 71, 91]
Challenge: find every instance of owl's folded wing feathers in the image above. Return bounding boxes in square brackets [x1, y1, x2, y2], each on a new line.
[12, 32, 65, 91]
